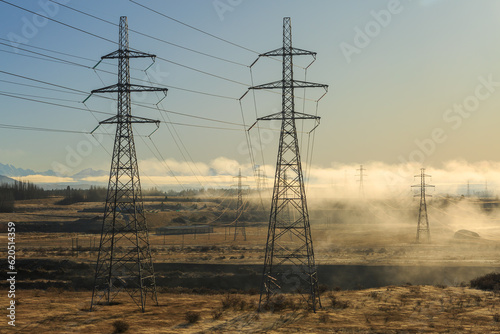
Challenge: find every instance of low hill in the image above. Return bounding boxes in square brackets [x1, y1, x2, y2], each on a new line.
[0, 175, 17, 184]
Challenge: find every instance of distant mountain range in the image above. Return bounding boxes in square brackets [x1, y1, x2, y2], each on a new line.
[0, 163, 56, 177]
[71, 168, 108, 179]
[0, 163, 107, 180]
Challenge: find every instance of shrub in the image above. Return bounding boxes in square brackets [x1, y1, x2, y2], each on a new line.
[262, 295, 297, 312]
[328, 294, 350, 309]
[172, 216, 187, 224]
[185, 311, 201, 324]
[470, 272, 500, 291]
[318, 313, 330, 323]
[318, 284, 329, 295]
[112, 320, 129, 333]
[221, 294, 246, 310]
[211, 308, 223, 320]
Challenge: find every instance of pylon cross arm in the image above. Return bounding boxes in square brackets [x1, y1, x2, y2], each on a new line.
[292, 80, 328, 89]
[98, 115, 159, 125]
[102, 49, 156, 60]
[259, 46, 317, 58]
[249, 80, 328, 90]
[257, 111, 320, 121]
[92, 84, 168, 94]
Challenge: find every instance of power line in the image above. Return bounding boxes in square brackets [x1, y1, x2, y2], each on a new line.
[0, 37, 96, 63]
[48, 0, 248, 67]
[127, 1, 308, 71]
[145, 72, 210, 188]
[0, 69, 241, 125]
[0, 90, 84, 103]
[248, 67, 267, 179]
[0, 70, 306, 134]
[1, 1, 250, 89]
[238, 99, 258, 190]
[154, 55, 248, 87]
[137, 134, 186, 191]
[1, 39, 314, 103]
[0, 91, 245, 131]
[6, 34, 247, 92]
[0, 42, 240, 99]
[0, 122, 90, 134]
[0, 74, 314, 134]
[0, 122, 146, 137]
[2, 2, 313, 102]
[129, 0, 259, 54]
[0, 48, 87, 68]
[0, 0, 116, 44]
[0, 91, 113, 116]
[0, 41, 89, 68]
[0, 78, 84, 95]
[128, 1, 309, 70]
[305, 101, 321, 192]
[0, 122, 173, 192]
[0, 37, 143, 71]
[145, 102, 243, 127]
[0, 70, 84, 94]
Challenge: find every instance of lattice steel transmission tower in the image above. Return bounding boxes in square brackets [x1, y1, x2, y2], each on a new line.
[356, 165, 367, 198]
[89, 16, 167, 312]
[255, 165, 267, 210]
[248, 17, 328, 311]
[233, 168, 247, 241]
[412, 168, 434, 243]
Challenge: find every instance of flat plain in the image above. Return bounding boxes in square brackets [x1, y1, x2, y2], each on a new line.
[2, 195, 500, 333]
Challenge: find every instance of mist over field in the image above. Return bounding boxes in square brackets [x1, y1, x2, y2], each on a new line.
[15, 159, 500, 199]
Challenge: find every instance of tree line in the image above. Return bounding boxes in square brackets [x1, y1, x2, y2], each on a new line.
[0, 181, 47, 212]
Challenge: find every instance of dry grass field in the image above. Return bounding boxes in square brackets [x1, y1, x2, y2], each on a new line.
[2, 195, 500, 333]
[8, 286, 500, 333]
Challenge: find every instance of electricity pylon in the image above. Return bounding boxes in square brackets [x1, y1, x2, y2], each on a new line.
[412, 168, 434, 243]
[89, 16, 167, 312]
[234, 168, 247, 241]
[356, 165, 367, 198]
[255, 165, 267, 210]
[248, 17, 328, 312]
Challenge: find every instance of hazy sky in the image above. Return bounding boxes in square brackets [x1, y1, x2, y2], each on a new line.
[2, 0, 500, 189]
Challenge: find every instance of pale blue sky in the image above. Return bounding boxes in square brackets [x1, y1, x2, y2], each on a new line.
[1, 0, 500, 184]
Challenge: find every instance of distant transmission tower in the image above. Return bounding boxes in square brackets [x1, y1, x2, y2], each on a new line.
[356, 165, 367, 197]
[89, 16, 167, 312]
[255, 165, 267, 210]
[248, 17, 328, 311]
[412, 168, 434, 243]
[233, 168, 247, 241]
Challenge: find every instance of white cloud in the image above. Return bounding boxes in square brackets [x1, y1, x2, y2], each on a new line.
[14, 175, 75, 184]
[14, 157, 500, 198]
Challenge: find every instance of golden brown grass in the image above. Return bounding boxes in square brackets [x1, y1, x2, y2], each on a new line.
[8, 286, 500, 333]
[5, 197, 500, 332]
